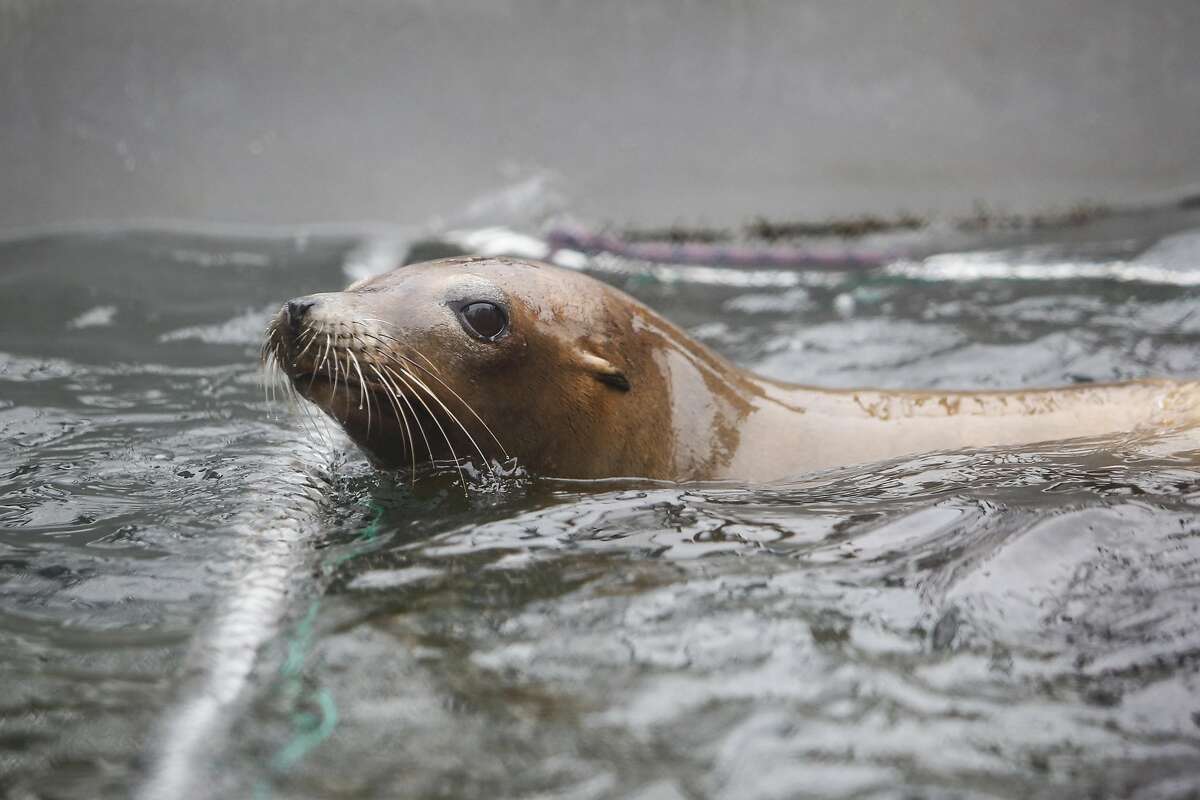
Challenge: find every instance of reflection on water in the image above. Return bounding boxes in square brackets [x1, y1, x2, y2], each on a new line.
[3, 213, 1200, 798]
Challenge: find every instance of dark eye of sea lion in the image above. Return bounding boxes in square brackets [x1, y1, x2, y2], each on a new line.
[457, 301, 508, 341]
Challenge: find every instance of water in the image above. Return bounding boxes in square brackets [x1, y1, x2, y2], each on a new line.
[4, 210, 1200, 799]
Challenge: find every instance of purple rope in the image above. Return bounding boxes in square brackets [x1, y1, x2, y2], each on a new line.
[547, 225, 892, 269]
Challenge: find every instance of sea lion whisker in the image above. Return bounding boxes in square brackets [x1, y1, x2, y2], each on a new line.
[346, 349, 372, 434]
[271, 347, 292, 413]
[357, 320, 444, 376]
[367, 362, 415, 474]
[343, 327, 503, 471]
[301, 392, 333, 447]
[258, 325, 279, 409]
[380, 357, 494, 471]
[258, 342, 271, 399]
[358, 327, 438, 371]
[329, 342, 342, 409]
[385, 364, 466, 486]
[403, 347, 508, 460]
[290, 370, 336, 450]
[269, 354, 284, 412]
[274, 358, 302, 420]
[319, 333, 333, 373]
[366, 363, 400, 437]
[369, 363, 418, 482]
[362, 333, 508, 459]
[292, 328, 319, 363]
[384, 364, 468, 494]
[260, 318, 280, 357]
[407, 348, 442, 377]
[274, 346, 291, 407]
[365, 362, 398, 424]
[280, 368, 309, 430]
[309, 334, 333, 392]
[378, 363, 436, 469]
[287, 378, 313, 434]
[411, 373, 490, 470]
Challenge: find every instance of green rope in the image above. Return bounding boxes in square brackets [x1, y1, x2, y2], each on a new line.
[256, 501, 384, 797]
[271, 688, 338, 772]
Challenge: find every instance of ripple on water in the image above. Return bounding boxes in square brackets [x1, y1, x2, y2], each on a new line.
[5, 223, 1200, 798]
[227, 427, 1200, 799]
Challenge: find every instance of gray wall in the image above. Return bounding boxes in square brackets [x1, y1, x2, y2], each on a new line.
[2, 0, 1199, 231]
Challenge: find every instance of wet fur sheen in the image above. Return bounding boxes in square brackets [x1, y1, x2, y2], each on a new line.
[264, 256, 1200, 483]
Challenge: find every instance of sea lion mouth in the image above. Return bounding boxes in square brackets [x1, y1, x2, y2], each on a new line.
[261, 316, 399, 410]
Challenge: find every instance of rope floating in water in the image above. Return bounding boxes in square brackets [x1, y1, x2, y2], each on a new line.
[546, 225, 893, 270]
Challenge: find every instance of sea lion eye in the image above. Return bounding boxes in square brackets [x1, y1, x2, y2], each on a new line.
[458, 301, 508, 341]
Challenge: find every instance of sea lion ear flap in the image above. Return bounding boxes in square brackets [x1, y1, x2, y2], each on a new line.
[576, 351, 631, 392]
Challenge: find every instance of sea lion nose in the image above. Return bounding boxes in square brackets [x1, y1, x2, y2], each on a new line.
[286, 297, 318, 332]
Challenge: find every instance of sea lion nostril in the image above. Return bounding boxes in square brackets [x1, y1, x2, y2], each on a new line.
[286, 298, 318, 331]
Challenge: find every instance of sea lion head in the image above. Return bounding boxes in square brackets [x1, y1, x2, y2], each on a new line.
[264, 256, 687, 479]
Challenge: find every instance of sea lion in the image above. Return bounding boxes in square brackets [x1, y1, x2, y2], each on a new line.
[263, 256, 1200, 483]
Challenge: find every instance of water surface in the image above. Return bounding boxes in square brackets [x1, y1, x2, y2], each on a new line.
[4, 212, 1200, 798]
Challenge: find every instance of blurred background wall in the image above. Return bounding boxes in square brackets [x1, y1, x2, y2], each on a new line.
[2, 0, 1199, 231]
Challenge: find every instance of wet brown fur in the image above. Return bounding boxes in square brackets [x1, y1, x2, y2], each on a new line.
[265, 257, 1200, 483]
